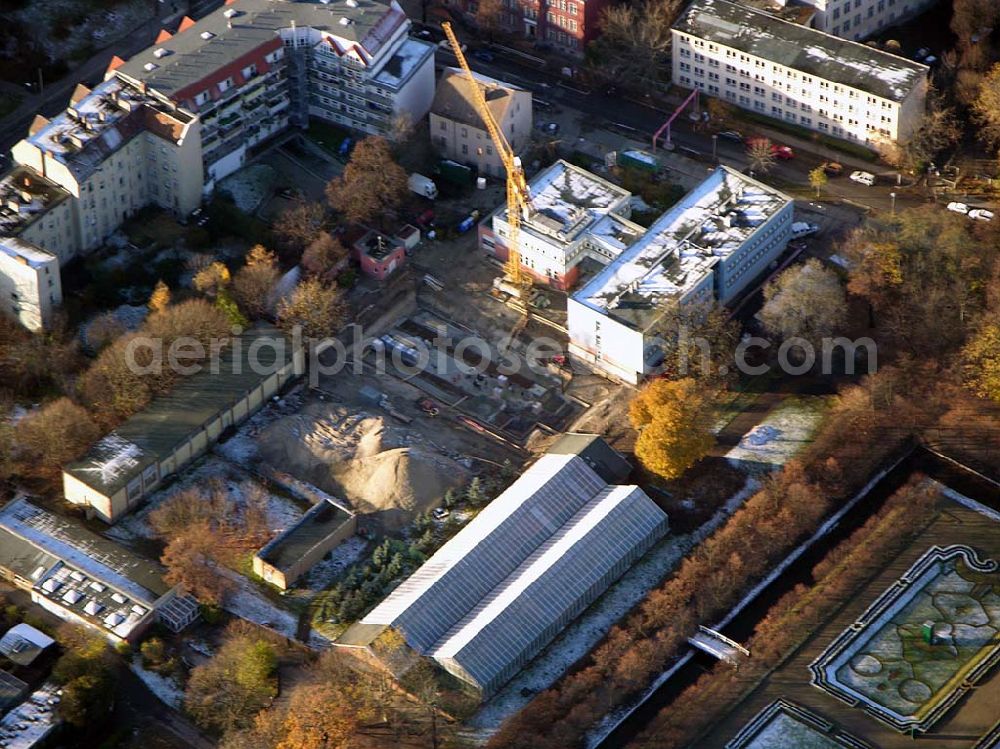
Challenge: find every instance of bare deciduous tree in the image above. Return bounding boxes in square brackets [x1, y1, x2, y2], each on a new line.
[589, 0, 682, 87]
[759, 258, 848, 341]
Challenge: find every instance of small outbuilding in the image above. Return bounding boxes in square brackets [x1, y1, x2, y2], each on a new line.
[253, 498, 357, 590]
[0, 624, 55, 666]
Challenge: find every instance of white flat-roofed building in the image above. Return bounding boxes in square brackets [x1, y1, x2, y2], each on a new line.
[672, 0, 929, 146]
[0, 498, 198, 643]
[338, 438, 667, 697]
[0, 238, 61, 332]
[569, 166, 793, 384]
[478, 159, 636, 290]
[798, 0, 938, 41]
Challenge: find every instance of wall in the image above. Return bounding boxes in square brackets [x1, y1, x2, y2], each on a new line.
[253, 512, 358, 590]
[62, 472, 119, 524]
[0, 249, 61, 331]
[567, 296, 647, 384]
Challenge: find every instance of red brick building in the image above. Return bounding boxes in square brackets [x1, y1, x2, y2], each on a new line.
[459, 0, 609, 56]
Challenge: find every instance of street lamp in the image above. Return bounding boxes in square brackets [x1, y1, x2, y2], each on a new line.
[890, 192, 896, 215]
[712, 134, 718, 162]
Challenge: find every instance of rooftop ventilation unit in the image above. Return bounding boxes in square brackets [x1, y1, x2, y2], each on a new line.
[339, 16, 353, 25]
[143, 62, 158, 72]
[200, 30, 215, 40]
[223, 7, 239, 17]
[154, 47, 170, 58]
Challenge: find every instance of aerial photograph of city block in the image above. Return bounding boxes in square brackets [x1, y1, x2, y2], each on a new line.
[0, 0, 999, 746]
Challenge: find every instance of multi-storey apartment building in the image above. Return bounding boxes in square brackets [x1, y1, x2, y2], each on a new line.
[797, 0, 937, 40]
[672, 0, 929, 146]
[0, 238, 61, 332]
[0, 0, 435, 330]
[430, 68, 531, 178]
[115, 0, 434, 187]
[455, 0, 608, 55]
[12, 77, 203, 253]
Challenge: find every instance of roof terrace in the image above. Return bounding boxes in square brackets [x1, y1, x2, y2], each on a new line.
[27, 77, 192, 181]
[0, 167, 71, 237]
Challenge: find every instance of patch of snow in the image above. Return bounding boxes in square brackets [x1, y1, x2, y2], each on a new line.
[725, 396, 828, 470]
[218, 164, 277, 214]
[301, 536, 368, 591]
[219, 567, 303, 641]
[130, 657, 184, 710]
[104, 456, 304, 544]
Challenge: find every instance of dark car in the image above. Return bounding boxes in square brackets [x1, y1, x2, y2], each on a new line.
[717, 130, 744, 142]
[471, 49, 495, 63]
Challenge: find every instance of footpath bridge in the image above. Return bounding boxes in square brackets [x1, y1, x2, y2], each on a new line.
[688, 625, 750, 667]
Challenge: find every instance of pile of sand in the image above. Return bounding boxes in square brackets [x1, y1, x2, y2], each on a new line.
[256, 403, 465, 529]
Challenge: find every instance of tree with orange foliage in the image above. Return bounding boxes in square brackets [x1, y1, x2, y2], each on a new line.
[161, 522, 233, 605]
[629, 378, 714, 480]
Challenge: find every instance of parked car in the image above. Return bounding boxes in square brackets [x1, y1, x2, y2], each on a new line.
[471, 49, 495, 62]
[791, 221, 820, 238]
[770, 144, 795, 159]
[914, 47, 931, 60]
[433, 507, 451, 520]
[537, 121, 560, 135]
[850, 170, 876, 186]
[969, 208, 995, 221]
[717, 130, 744, 142]
[821, 161, 843, 176]
[947, 201, 970, 214]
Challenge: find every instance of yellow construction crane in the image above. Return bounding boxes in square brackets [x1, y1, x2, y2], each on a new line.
[442, 21, 530, 292]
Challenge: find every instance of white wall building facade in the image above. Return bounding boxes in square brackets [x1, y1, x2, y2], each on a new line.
[569, 167, 794, 384]
[0, 239, 61, 332]
[430, 68, 532, 178]
[799, 0, 938, 40]
[672, 0, 929, 146]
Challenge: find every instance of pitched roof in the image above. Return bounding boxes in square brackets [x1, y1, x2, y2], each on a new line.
[431, 67, 525, 133]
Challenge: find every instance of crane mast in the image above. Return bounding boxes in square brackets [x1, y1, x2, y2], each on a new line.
[442, 22, 529, 289]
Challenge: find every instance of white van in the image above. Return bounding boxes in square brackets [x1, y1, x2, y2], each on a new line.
[850, 171, 876, 186]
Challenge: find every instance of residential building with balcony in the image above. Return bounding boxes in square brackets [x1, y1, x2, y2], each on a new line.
[429, 68, 531, 178]
[11, 77, 202, 253]
[115, 0, 434, 186]
[671, 0, 929, 146]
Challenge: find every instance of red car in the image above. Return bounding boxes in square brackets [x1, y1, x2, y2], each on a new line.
[745, 139, 795, 160]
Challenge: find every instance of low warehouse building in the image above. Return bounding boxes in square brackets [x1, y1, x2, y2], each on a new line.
[338, 437, 667, 697]
[254, 498, 357, 591]
[63, 326, 304, 524]
[0, 498, 199, 643]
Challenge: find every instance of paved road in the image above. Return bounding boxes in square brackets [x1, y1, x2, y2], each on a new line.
[0, 1, 224, 154]
[444, 47, 934, 216]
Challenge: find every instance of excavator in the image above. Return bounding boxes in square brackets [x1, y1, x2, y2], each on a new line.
[442, 22, 533, 338]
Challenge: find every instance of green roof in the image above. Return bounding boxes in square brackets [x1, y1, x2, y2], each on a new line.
[65, 325, 298, 497]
